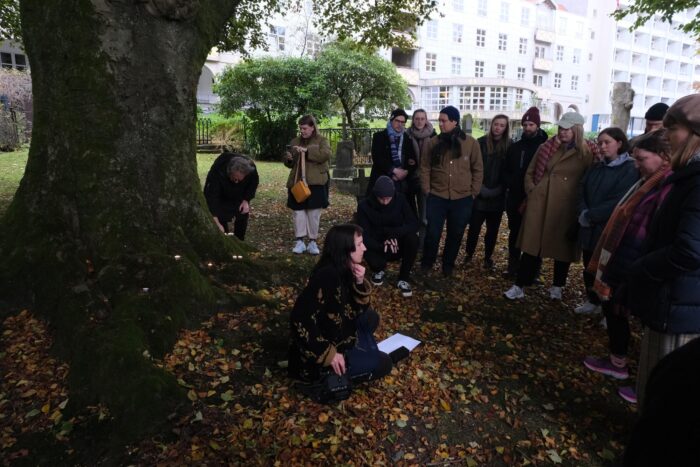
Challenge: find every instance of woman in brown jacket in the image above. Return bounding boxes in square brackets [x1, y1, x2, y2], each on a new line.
[504, 111, 595, 300]
[284, 115, 331, 255]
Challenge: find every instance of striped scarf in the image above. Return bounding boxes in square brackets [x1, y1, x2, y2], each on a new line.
[532, 137, 600, 185]
[587, 167, 672, 301]
[386, 121, 404, 168]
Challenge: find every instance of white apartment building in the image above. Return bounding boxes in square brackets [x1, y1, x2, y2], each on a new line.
[587, 0, 700, 134]
[390, 0, 592, 127]
[0, 40, 28, 72]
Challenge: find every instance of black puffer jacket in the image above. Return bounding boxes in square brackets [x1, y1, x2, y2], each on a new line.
[628, 159, 700, 333]
[503, 129, 548, 210]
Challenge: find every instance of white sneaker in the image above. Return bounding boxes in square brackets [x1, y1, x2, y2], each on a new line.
[292, 239, 306, 254]
[307, 240, 320, 255]
[599, 317, 608, 329]
[549, 286, 563, 300]
[397, 280, 412, 297]
[504, 285, 525, 300]
[574, 301, 601, 315]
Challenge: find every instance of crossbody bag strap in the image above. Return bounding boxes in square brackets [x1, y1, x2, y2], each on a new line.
[300, 150, 307, 182]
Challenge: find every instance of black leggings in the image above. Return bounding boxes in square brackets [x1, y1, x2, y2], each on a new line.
[364, 233, 419, 282]
[603, 301, 631, 357]
[464, 209, 503, 260]
[516, 252, 570, 287]
[581, 249, 601, 304]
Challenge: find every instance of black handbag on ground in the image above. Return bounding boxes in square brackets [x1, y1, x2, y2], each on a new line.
[299, 369, 352, 404]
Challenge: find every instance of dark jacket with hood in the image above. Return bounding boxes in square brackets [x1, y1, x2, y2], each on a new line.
[628, 159, 700, 333]
[368, 129, 418, 196]
[357, 192, 419, 252]
[203, 152, 259, 222]
[503, 128, 548, 210]
[475, 135, 507, 212]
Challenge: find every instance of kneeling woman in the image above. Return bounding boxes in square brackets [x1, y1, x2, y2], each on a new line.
[288, 224, 393, 385]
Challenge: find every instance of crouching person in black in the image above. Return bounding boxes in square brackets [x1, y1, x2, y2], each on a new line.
[288, 224, 392, 397]
[203, 151, 259, 240]
[358, 176, 419, 298]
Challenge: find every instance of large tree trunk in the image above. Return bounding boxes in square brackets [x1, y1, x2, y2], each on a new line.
[0, 0, 243, 440]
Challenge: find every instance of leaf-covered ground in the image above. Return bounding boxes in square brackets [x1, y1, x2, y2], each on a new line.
[0, 157, 639, 465]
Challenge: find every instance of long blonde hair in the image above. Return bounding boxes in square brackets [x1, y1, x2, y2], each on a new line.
[486, 114, 510, 156]
[571, 124, 586, 154]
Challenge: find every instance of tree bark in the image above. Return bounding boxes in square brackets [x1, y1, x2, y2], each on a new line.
[0, 0, 243, 440]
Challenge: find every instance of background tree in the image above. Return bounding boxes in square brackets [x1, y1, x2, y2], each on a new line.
[0, 0, 438, 444]
[316, 41, 411, 128]
[612, 0, 700, 41]
[215, 57, 331, 159]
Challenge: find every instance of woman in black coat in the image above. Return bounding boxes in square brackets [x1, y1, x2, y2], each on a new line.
[288, 224, 392, 385]
[628, 94, 700, 406]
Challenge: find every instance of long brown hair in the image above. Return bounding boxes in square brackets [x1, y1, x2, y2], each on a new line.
[664, 113, 700, 168]
[486, 114, 510, 156]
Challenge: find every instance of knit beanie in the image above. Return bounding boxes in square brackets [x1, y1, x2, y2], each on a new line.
[372, 176, 395, 198]
[440, 105, 460, 123]
[390, 108, 409, 121]
[664, 94, 700, 136]
[522, 107, 541, 127]
[645, 102, 669, 121]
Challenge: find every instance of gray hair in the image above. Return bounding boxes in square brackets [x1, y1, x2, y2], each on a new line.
[227, 155, 255, 176]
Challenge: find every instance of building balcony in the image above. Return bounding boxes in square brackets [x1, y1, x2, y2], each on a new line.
[533, 58, 553, 72]
[395, 66, 419, 86]
[535, 29, 555, 43]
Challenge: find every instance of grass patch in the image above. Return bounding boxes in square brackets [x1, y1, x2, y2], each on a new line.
[0, 147, 29, 215]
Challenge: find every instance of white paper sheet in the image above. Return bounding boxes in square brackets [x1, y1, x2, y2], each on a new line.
[377, 333, 421, 354]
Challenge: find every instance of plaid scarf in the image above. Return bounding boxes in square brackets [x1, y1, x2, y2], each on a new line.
[532, 137, 600, 185]
[587, 167, 672, 301]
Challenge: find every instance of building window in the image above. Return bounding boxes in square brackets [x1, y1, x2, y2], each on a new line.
[459, 86, 486, 110]
[519, 38, 527, 55]
[500, 2, 509, 22]
[558, 17, 567, 34]
[476, 29, 486, 47]
[587, 73, 591, 82]
[426, 20, 438, 39]
[490, 87, 510, 111]
[0, 53, 12, 69]
[517, 66, 525, 80]
[591, 31, 595, 39]
[306, 34, 322, 57]
[269, 25, 286, 51]
[422, 86, 450, 111]
[576, 21, 584, 38]
[573, 48, 581, 64]
[497, 64, 506, 78]
[453, 0, 464, 11]
[556, 45, 564, 61]
[571, 75, 579, 91]
[453, 24, 463, 43]
[535, 45, 546, 59]
[554, 73, 562, 88]
[515, 88, 524, 105]
[474, 60, 484, 77]
[521, 7, 530, 26]
[14, 54, 26, 71]
[477, 0, 487, 17]
[425, 53, 437, 72]
[452, 56, 462, 74]
[498, 33, 508, 51]
[589, 52, 593, 61]
[533, 74, 543, 86]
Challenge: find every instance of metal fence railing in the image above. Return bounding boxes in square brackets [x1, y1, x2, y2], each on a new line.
[319, 128, 381, 167]
[196, 118, 212, 145]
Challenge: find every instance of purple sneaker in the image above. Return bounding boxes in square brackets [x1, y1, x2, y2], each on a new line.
[583, 356, 629, 380]
[618, 386, 638, 404]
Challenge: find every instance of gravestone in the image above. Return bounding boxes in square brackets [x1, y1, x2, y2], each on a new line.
[462, 113, 473, 135]
[332, 117, 355, 178]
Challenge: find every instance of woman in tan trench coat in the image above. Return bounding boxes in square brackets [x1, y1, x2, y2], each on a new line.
[504, 111, 595, 300]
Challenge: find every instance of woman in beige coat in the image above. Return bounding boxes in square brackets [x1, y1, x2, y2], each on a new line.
[284, 115, 331, 255]
[504, 111, 595, 300]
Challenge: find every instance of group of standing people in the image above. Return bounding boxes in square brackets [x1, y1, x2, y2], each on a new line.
[203, 95, 700, 462]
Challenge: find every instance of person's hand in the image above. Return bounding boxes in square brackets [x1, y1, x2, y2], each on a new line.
[284, 152, 293, 163]
[351, 263, 365, 284]
[330, 352, 346, 376]
[213, 217, 225, 233]
[392, 168, 408, 181]
[384, 238, 398, 254]
[294, 146, 307, 154]
[239, 200, 250, 214]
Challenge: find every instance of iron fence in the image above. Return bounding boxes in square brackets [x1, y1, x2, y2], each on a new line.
[319, 128, 381, 167]
[196, 118, 212, 145]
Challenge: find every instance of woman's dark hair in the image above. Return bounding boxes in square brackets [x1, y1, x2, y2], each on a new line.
[313, 224, 363, 281]
[297, 114, 318, 139]
[486, 114, 510, 156]
[598, 127, 630, 155]
[633, 128, 672, 162]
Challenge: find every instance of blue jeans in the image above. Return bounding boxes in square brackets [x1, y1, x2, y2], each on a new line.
[422, 194, 474, 273]
[346, 309, 392, 382]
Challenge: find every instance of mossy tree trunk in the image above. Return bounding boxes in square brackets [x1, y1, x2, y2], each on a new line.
[0, 0, 244, 441]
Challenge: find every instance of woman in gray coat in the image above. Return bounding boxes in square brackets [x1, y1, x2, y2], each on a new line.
[575, 127, 639, 314]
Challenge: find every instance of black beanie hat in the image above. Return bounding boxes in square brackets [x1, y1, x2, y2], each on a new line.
[390, 108, 409, 121]
[372, 176, 395, 198]
[645, 102, 669, 121]
[440, 105, 460, 123]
